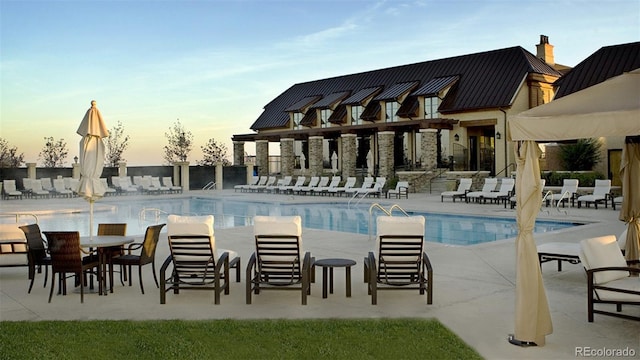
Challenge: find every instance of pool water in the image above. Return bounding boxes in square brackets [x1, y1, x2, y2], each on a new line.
[28, 197, 582, 246]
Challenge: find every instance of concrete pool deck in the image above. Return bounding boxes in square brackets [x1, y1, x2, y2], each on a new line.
[1, 189, 638, 359]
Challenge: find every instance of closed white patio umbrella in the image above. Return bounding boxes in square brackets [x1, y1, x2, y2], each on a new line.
[77, 100, 109, 236]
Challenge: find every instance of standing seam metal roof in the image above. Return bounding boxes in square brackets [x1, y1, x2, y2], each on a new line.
[250, 46, 562, 131]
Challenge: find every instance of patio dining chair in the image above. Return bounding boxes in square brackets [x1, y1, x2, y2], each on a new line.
[19, 224, 52, 293]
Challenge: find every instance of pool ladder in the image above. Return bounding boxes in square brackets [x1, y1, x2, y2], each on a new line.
[368, 203, 409, 241]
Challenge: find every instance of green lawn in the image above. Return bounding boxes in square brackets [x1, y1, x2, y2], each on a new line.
[0, 318, 482, 359]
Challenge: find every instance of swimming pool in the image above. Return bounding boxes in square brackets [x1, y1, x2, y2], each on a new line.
[24, 197, 582, 246]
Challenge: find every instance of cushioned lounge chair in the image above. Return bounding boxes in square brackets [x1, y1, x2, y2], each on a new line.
[466, 178, 498, 203]
[279, 176, 305, 194]
[266, 176, 291, 193]
[387, 181, 409, 199]
[345, 176, 374, 196]
[578, 235, 640, 322]
[296, 176, 322, 195]
[2, 180, 23, 199]
[364, 216, 433, 305]
[327, 177, 356, 196]
[577, 179, 611, 209]
[440, 178, 472, 202]
[235, 176, 259, 192]
[246, 216, 312, 305]
[482, 178, 515, 204]
[313, 176, 340, 196]
[162, 176, 183, 193]
[251, 176, 276, 192]
[160, 215, 237, 304]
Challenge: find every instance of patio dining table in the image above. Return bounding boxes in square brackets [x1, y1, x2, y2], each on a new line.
[80, 235, 134, 296]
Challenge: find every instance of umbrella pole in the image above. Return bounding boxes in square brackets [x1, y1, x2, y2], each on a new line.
[90, 199, 94, 237]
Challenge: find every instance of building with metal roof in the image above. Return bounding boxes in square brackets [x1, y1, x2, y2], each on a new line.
[232, 36, 566, 186]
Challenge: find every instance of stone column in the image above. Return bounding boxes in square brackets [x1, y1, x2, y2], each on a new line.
[308, 136, 323, 176]
[246, 164, 255, 183]
[378, 131, 395, 179]
[233, 141, 245, 166]
[341, 134, 357, 178]
[215, 163, 223, 189]
[118, 162, 127, 177]
[280, 138, 294, 177]
[255, 140, 269, 176]
[173, 162, 190, 191]
[420, 129, 438, 170]
[26, 163, 36, 179]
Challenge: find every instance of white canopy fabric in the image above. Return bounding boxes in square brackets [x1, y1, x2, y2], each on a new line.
[507, 68, 640, 346]
[77, 100, 109, 236]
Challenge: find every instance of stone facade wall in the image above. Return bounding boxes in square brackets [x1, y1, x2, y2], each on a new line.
[420, 129, 438, 170]
[280, 138, 294, 177]
[308, 136, 323, 176]
[255, 140, 269, 176]
[233, 141, 245, 166]
[341, 134, 357, 178]
[378, 131, 394, 179]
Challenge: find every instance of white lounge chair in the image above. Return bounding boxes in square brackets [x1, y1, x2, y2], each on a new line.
[345, 176, 374, 196]
[151, 177, 170, 193]
[612, 196, 624, 210]
[30, 179, 50, 199]
[246, 215, 312, 305]
[40, 178, 54, 192]
[440, 178, 472, 202]
[162, 177, 182, 193]
[508, 179, 546, 209]
[313, 176, 340, 196]
[266, 176, 291, 194]
[578, 235, 640, 322]
[53, 178, 73, 198]
[465, 178, 498, 203]
[252, 176, 276, 192]
[546, 179, 579, 208]
[247, 176, 268, 192]
[482, 178, 515, 204]
[387, 181, 409, 199]
[364, 216, 433, 305]
[2, 180, 23, 199]
[354, 177, 385, 198]
[280, 176, 305, 194]
[328, 176, 356, 196]
[577, 179, 611, 209]
[234, 176, 258, 192]
[295, 176, 321, 194]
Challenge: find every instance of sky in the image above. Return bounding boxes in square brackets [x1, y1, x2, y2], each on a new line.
[1, 0, 638, 166]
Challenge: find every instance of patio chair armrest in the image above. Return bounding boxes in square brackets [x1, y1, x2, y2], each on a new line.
[159, 254, 173, 276]
[422, 252, 433, 272]
[125, 242, 143, 254]
[215, 251, 230, 274]
[587, 266, 640, 275]
[302, 252, 312, 272]
[367, 252, 377, 273]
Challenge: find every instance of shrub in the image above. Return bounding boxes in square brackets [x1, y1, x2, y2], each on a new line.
[543, 171, 605, 187]
[560, 138, 602, 171]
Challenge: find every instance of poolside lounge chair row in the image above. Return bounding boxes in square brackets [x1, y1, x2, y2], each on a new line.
[234, 176, 390, 198]
[160, 214, 433, 306]
[441, 177, 613, 210]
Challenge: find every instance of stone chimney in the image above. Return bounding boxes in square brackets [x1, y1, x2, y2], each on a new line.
[536, 35, 555, 65]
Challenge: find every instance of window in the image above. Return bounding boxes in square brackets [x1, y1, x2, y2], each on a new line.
[385, 101, 399, 122]
[351, 105, 363, 125]
[320, 109, 331, 128]
[293, 113, 303, 130]
[424, 97, 439, 119]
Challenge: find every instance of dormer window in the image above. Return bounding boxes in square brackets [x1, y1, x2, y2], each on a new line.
[351, 105, 363, 125]
[293, 112, 303, 130]
[320, 109, 331, 128]
[424, 96, 439, 119]
[385, 101, 399, 122]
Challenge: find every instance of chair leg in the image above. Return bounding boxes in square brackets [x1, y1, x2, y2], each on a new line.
[48, 273, 56, 303]
[139, 266, 145, 294]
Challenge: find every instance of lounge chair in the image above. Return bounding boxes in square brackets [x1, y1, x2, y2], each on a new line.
[465, 178, 498, 203]
[246, 215, 312, 305]
[345, 176, 374, 197]
[162, 176, 182, 193]
[364, 216, 433, 305]
[112, 176, 138, 194]
[266, 176, 291, 194]
[150, 177, 170, 194]
[482, 178, 515, 204]
[64, 177, 80, 195]
[160, 215, 238, 304]
[386, 181, 409, 199]
[279, 176, 305, 194]
[612, 196, 623, 211]
[327, 176, 356, 196]
[356, 177, 386, 198]
[247, 176, 268, 192]
[440, 178, 472, 202]
[234, 176, 259, 192]
[546, 179, 579, 208]
[577, 179, 611, 209]
[99, 178, 117, 196]
[295, 176, 321, 195]
[30, 179, 51, 199]
[40, 178, 54, 192]
[2, 180, 23, 199]
[578, 235, 640, 322]
[313, 176, 340, 196]
[252, 176, 276, 192]
[139, 177, 159, 194]
[508, 179, 545, 209]
[51, 178, 73, 198]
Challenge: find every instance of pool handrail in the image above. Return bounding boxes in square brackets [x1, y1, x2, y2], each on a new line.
[368, 203, 410, 241]
[0, 212, 39, 224]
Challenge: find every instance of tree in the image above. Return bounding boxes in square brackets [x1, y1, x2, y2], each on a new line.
[105, 121, 130, 167]
[0, 138, 25, 168]
[39, 137, 68, 167]
[560, 138, 602, 171]
[163, 119, 193, 164]
[199, 138, 231, 166]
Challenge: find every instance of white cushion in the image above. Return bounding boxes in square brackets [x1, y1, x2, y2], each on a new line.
[377, 216, 425, 237]
[580, 235, 628, 284]
[537, 242, 579, 256]
[594, 276, 640, 301]
[0, 223, 28, 265]
[167, 214, 216, 257]
[253, 216, 301, 237]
